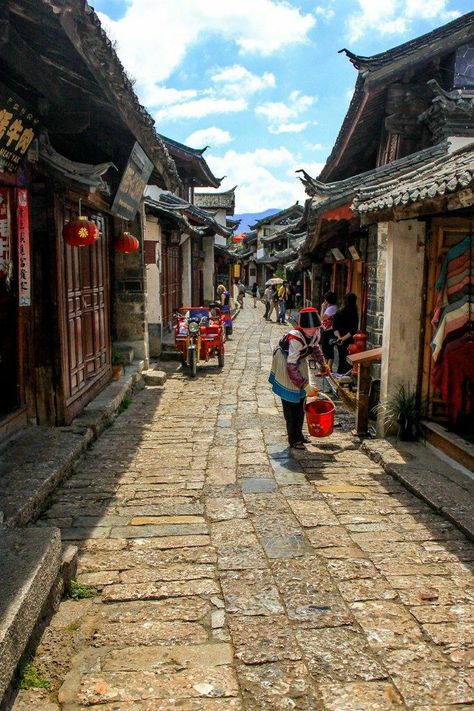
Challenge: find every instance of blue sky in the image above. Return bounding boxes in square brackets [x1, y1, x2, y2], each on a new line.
[93, 0, 472, 213]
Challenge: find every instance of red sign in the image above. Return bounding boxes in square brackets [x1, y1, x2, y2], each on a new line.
[17, 188, 31, 306]
[0, 187, 11, 279]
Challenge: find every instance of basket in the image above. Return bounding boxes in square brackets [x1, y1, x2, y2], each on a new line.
[305, 392, 336, 438]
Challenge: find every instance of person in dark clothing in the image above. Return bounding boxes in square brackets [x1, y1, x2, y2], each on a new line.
[333, 292, 359, 374]
[251, 282, 258, 308]
[320, 291, 338, 372]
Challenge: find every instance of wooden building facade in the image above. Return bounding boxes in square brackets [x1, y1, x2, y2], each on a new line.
[0, 0, 179, 437]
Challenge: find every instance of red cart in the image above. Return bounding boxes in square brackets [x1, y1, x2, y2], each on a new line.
[174, 306, 225, 377]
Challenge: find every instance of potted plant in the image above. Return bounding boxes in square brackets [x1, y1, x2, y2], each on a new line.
[377, 385, 423, 441]
[111, 350, 125, 380]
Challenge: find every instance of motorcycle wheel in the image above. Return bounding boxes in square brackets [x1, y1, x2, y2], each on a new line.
[189, 348, 197, 377]
[217, 349, 225, 368]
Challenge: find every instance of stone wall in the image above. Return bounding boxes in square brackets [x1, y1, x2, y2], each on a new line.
[112, 211, 149, 364]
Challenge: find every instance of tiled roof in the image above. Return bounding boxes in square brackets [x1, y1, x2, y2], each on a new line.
[194, 187, 237, 212]
[251, 203, 304, 229]
[159, 135, 222, 188]
[145, 193, 231, 237]
[301, 142, 447, 211]
[319, 11, 474, 182]
[32, 0, 180, 190]
[353, 141, 474, 215]
[339, 12, 474, 72]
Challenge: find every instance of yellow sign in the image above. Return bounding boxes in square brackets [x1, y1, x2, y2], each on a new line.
[233, 264, 241, 278]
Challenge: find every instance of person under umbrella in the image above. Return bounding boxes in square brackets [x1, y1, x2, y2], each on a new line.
[269, 307, 329, 450]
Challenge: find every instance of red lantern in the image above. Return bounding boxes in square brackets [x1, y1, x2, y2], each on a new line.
[63, 216, 99, 247]
[114, 232, 139, 254]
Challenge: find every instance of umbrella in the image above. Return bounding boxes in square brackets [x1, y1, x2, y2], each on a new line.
[265, 277, 284, 286]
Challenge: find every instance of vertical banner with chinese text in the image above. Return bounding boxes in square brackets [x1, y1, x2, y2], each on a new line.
[0, 187, 11, 279]
[17, 188, 31, 306]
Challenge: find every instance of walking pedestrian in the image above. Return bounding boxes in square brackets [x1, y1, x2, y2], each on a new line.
[286, 283, 295, 320]
[236, 280, 246, 308]
[251, 282, 258, 308]
[295, 281, 302, 308]
[333, 292, 359, 374]
[277, 280, 290, 324]
[263, 284, 273, 320]
[320, 290, 338, 373]
[269, 308, 329, 450]
[268, 285, 280, 321]
[217, 282, 230, 307]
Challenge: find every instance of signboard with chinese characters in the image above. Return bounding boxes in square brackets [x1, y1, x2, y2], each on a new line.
[0, 85, 39, 172]
[17, 189, 31, 306]
[0, 187, 11, 280]
[111, 142, 154, 221]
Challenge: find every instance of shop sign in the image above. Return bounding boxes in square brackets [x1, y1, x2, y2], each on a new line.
[233, 264, 241, 278]
[17, 189, 31, 306]
[111, 142, 154, 221]
[0, 187, 11, 281]
[0, 86, 39, 172]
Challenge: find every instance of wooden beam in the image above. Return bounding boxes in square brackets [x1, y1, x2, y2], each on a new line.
[0, 24, 66, 107]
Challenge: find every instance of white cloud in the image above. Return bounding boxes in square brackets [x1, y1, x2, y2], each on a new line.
[346, 0, 460, 42]
[154, 98, 246, 123]
[98, 0, 314, 93]
[269, 121, 310, 134]
[256, 90, 316, 134]
[185, 127, 233, 148]
[315, 5, 335, 20]
[211, 65, 275, 98]
[203, 147, 307, 212]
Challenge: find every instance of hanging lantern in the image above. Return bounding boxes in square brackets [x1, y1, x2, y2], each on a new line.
[63, 216, 99, 247]
[114, 232, 139, 254]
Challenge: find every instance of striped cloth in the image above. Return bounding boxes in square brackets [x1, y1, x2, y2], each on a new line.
[269, 346, 308, 403]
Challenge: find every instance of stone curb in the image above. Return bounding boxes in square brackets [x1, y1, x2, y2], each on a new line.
[0, 360, 147, 529]
[362, 438, 474, 541]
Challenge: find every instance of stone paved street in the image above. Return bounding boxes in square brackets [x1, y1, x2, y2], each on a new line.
[13, 306, 474, 710]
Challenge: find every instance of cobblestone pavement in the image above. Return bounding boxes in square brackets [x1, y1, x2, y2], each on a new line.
[14, 306, 474, 711]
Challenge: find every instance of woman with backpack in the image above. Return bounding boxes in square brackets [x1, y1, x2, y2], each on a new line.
[269, 307, 329, 450]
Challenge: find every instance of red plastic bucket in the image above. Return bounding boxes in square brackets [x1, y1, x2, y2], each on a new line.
[305, 396, 335, 437]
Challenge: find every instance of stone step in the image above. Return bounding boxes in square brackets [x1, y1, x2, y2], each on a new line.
[159, 349, 182, 361]
[0, 528, 62, 705]
[112, 343, 135, 366]
[142, 370, 167, 386]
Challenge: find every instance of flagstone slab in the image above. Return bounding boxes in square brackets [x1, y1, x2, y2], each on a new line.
[228, 614, 301, 664]
[239, 478, 278, 493]
[216, 545, 268, 570]
[92, 619, 208, 648]
[210, 520, 255, 546]
[102, 643, 233, 672]
[102, 578, 220, 602]
[349, 600, 424, 650]
[205, 498, 248, 521]
[72, 667, 239, 705]
[318, 680, 404, 710]
[220, 570, 284, 615]
[386, 575, 473, 606]
[110, 524, 209, 538]
[383, 644, 474, 706]
[94, 598, 211, 624]
[287, 500, 340, 527]
[305, 526, 354, 548]
[326, 557, 379, 580]
[78, 546, 216, 573]
[296, 627, 387, 683]
[126, 535, 211, 549]
[236, 660, 320, 710]
[337, 578, 399, 603]
[259, 533, 313, 559]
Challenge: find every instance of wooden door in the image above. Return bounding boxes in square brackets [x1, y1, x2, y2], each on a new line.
[161, 235, 181, 328]
[62, 206, 110, 405]
[421, 219, 472, 429]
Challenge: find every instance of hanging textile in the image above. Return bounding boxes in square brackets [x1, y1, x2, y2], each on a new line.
[431, 234, 473, 427]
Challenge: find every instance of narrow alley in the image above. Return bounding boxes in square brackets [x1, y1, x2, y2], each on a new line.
[13, 307, 474, 711]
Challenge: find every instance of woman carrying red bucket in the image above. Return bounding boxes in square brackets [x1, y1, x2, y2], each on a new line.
[269, 307, 331, 450]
